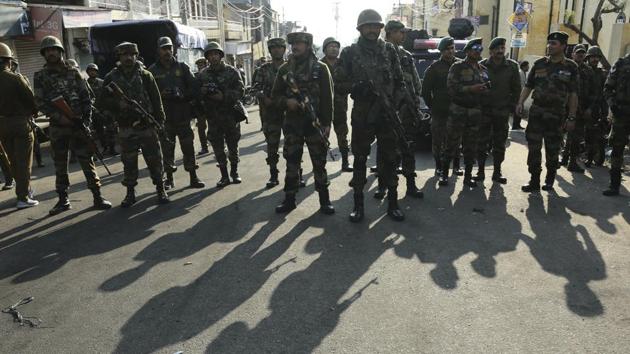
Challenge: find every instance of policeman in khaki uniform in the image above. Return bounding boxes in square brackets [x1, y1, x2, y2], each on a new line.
[272, 32, 335, 214]
[34, 36, 112, 215]
[149, 36, 204, 190]
[100, 42, 170, 206]
[0, 42, 39, 209]
[516, 32, 579, 192]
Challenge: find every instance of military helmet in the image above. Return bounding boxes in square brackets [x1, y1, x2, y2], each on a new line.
[67, 59, 79, 68]
[0, 42, 13, 59]
[322, 37, 340, 51]
[573, 44, 587, 53]
[204, 41, 224, 58]
[195, 57, 208, 65]
[356, 9, 384, 29]
[115, 42, 139, 55]
[384, 20, 407, 33]
[86, 63, 99, 72]
[40, 35, 64, 56]
[157, 36, 173, 48]
[586, 46, 603, 58]
[287, 32, 313, 46]
[267, 37, 287, 49]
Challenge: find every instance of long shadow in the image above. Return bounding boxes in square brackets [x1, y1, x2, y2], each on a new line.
[521, 193, 607, 317]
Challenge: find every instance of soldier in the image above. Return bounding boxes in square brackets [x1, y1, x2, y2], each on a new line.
[584, 46, 609, 167]
[422, 37, 459, 176]
[272, 32, 335, 214]
[100, 42, 170, 206]
[198, 42, 247, 187]
[0, 42, 38, 208]
[602, 51, 630, 196]
[34, 36, 111, 215]
[560, 44, 596, 173]
[87, 63, 113, 155]
[441, 38, 489, 188]
[477, 37, 521, 184]
[516, 32, 579, 192]
[252, 37, 287, 188]
[149, 37, 204, 190]
[321, 36, 353, 173]
[340, 9, 407, 222]
[194, 57, 210, 155]
[384, 20, 424, 198]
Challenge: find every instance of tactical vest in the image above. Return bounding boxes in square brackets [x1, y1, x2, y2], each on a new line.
[149, 61, 189, 100]
[37, 64, 84, 114]
[108, 65, 153, 123]
[349, 40, 394, 94]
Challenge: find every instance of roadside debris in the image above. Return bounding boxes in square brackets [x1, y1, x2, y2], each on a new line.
[2, 296, 41, 327]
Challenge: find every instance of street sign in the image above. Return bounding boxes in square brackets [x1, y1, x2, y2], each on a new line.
[511, 31, 527, 48]
[508, 4, 530, 32]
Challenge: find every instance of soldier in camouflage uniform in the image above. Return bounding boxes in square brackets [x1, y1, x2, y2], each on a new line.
[340, 9, 407, 222]
[422, 37, 459, 176]
[602, 52, 630, 196]
[272, 32, 335, 214]
[516, 32, 579, 192]
[198, 42, 247, 187]
[384, 20, 425, 198]
[86, 63, 115, 156]
[441, 38, 489, 188]
[477, 37, 521, 184]
[100, 42, 170, 206]
[149, 37, 204, 190]
[560, 44, 597, 173]
[34, 36, 112, 215]
[252, 37, 286, 188]
[585, 46, 609, 167]
[321, 36, 354, 173]
[194, 57, 210, 155]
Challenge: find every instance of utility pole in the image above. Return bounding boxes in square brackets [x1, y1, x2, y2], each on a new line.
[334, 1, 340, 39]
[217, 0, 225, 48]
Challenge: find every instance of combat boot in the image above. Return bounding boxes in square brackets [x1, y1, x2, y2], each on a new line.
[373, 178, 386, 199]
[91, 188, 112, 210]
[121, 187, 136, 208]
[584, 150, 594, 168]
[434, 156, 442, 176]
[230, 163, 242, 184]
[318, 189, 335, 215]
[405, 176, 424, 198]
[463, 165, 478, 188]
[603, 168, 621, 196]
[521, 169, 541, 193]
[492, 162, 507, 184]
[298, 168, 306, 188]
[474, 159, 486, 182]
[197, 147, 209, 156]
[438, 160, 450, 186]
[49, 191, 71, 216]
[164, 171, 174, 190]
[542, 169, 557, 191]
[560, 153, 569, 166]
[216, 164, 230, 188]
[266, 166, 279, 189]
[341, 151, 353, 172]
[275, 193, 296, 213]
[387, 187, 405, 221]
[452, 157, 463, 176]
[189, 170, 205, 188]
[567, 158, 585, 173]
[156, 184, 170, 204]
[349, 191, 365, 223]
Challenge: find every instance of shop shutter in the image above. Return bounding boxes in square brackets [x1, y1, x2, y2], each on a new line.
[14, 39, 46, 87]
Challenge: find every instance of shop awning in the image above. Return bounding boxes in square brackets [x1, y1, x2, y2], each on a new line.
[174, 22, 207, 50]
[0, 4, 31, 38]
[62, 9, 111, 29]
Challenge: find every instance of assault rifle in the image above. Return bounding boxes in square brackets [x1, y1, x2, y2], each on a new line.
[50, 96, 112, 176]
[366, 81, 412, 153]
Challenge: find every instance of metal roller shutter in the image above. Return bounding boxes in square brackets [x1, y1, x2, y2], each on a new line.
[14, 39, 46, 86]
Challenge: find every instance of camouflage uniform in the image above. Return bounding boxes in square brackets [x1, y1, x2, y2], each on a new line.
[321, 53, 352, 167]
[602, 53, 630, 196]
[478, 55, 521, 181]
[193, 70, 209, 153]
[272, 32, 334, 214]
[585, 59, 609, 166]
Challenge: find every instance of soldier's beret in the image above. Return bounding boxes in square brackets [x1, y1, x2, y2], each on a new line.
[438, 37, 454, 51]
[463, 38, 483, 52]
[384, 20, 408, 33]
[547, 31, 569, 44]
[489, 37, 506, 50]
[573, 44, 587, 53]
[115, 42, 139, 55]
[287, 32, 313, 45]
[267, 37, 287, 48]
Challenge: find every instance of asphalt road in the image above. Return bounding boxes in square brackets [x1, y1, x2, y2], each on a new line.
[1, 108, 629, 354]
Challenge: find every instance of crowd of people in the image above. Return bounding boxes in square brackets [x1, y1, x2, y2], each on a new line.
[0, 8, 628, 222]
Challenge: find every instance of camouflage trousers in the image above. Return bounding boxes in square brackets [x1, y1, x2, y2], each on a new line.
[208, 116, 241, 166]
[261, 111, 283, 166]
[583, 112, 606, 161]
[0, 118, 33, 201]
[49, 125, 101, 192]
[609, 119, 630, 170]
[563, 110, 586, 160]
[93, 114, 116, 150]
[161, 120, 198, 173]
[350, 103, 399, 190]
[399, 108, 418, 178]
[333, 110, 350, 155]
[525, 104, 564, 172]
[196, 116, 209, 150]
[478, 107, 510, 163]
[282, 132, 329, 194]
[444, 103, 481, 166]
[118, 126, 164, 187]
[431, 112, 448, 163]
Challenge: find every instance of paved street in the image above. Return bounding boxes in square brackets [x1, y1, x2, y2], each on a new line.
[1, 108, 629, 353]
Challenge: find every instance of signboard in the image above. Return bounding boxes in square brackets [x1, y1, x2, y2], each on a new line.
[508, 4, 530, 32]
[30, 7, 62, 42]
[62, 10, 112, 29]
[511, 31, 527, 48]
